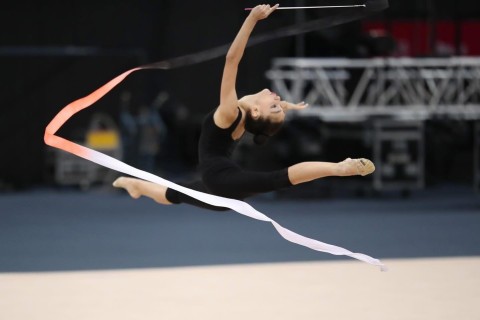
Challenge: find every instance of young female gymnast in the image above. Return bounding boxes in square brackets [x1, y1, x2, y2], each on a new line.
[113, 4, 376, 211]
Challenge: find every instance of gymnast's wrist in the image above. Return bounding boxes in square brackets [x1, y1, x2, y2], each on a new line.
[280, 101, 291, 110]
[246, 14, 259, 24]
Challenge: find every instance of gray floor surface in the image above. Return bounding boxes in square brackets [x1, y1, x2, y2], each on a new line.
[1, 185, 479, 272]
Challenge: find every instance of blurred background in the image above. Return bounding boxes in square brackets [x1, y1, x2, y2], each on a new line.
[0, 0, 479, 194]
[1, 2, 480, 319]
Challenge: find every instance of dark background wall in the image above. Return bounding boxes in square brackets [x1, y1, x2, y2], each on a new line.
[0, 0, 479, 189]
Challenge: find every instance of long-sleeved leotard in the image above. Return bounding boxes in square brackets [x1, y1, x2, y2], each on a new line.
[166, 108, 291, 211]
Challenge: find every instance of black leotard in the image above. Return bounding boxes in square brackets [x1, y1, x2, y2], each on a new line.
[165, 108, 291, 211]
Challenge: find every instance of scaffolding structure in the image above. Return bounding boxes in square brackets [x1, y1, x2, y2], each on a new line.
[266, 57, 480, 193]
[267, 57, 480, 121]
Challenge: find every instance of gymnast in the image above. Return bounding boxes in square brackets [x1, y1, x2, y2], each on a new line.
[113, 3, 378, 211]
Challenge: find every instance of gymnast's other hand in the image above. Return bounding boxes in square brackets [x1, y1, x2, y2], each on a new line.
[249, 4, 279, 21]
[280, 101, 309, 112]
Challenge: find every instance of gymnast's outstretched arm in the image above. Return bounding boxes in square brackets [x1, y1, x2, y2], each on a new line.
[216, 4, 279, 127]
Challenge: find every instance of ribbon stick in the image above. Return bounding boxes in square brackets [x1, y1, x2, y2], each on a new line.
[245, 5, 366, 10]
[44, 66, 387, 271]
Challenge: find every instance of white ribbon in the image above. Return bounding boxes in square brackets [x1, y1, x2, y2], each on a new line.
[44, 67, 387, 271]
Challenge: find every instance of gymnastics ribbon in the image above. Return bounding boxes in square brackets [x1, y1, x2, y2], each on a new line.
[44, 66, 387, 271]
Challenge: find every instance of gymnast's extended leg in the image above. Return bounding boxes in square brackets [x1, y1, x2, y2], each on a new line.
[288, 158, 374, 185]
[201, 157, 375, 199]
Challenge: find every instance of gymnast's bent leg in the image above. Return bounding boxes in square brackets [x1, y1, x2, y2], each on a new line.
[113, 177, 229, 211]
[113, 177, 173, 205]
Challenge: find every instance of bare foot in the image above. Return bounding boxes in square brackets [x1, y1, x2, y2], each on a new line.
[338, 158, 375, 176]
[113, 177, 141, 199]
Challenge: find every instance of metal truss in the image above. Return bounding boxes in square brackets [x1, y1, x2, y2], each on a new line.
[266, 57, 480, 121]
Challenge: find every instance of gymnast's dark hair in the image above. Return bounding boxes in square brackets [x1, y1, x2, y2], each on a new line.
[245, 112, 283, 145]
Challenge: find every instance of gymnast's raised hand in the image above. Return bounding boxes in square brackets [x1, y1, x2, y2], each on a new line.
[249, 3, 279, 20]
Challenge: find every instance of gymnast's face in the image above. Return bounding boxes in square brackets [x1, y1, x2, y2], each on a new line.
[254, 89, 285, 123]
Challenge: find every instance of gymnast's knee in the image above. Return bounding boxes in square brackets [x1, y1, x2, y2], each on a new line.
[276, 168, 294, 189]
[165, 187, 230, 212]
[165, 188, 181, 204]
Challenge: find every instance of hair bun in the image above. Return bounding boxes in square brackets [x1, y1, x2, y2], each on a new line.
[253, 133, 269, 145]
